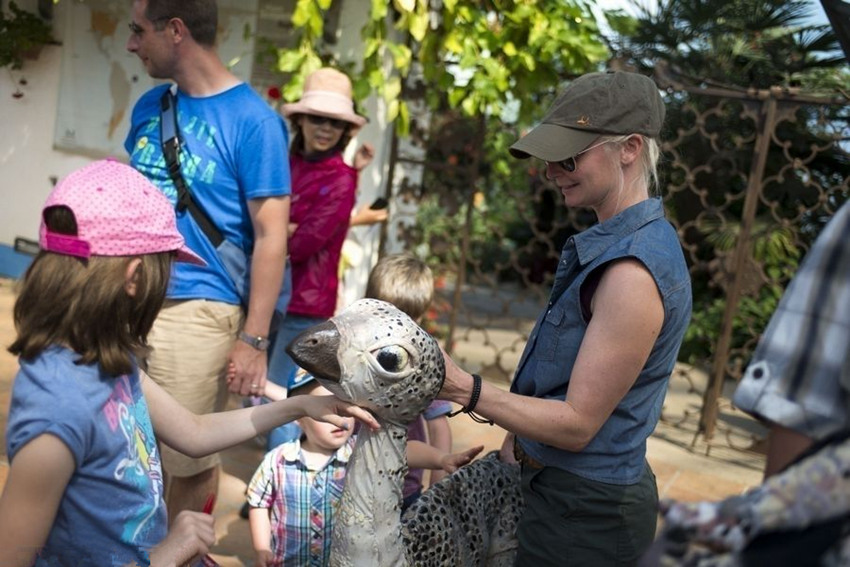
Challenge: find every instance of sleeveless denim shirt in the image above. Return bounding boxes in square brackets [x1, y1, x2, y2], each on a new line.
[511, 198, 692, 484]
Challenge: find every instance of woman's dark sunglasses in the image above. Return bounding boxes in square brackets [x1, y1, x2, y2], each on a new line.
[306, 114, 348, 130]
[548, 140, 609, 172]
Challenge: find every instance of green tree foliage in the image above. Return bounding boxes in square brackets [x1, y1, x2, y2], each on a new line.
[608, 0, 849, 366]
[271, 0, 609, 135]
[0, 1, 55, 70]
[609, 0, 847, 90]
[270, 0, 611, 294]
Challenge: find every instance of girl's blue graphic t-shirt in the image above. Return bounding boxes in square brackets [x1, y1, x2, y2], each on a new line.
[7, 347, 167, 565]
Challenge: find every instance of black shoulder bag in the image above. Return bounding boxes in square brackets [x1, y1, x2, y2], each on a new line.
[159, 87, 291, 315]
[160, 87, 225, 247]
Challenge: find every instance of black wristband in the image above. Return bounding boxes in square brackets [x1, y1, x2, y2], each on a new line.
[466, 373, 483, 413]
[448, 373, 494, 425]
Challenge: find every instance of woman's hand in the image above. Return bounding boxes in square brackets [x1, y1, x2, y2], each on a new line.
[437, 348, 473, 407]
[350, 204, 388, 227]
[499, 432, 518, 464]
[353, 142, 375, 171]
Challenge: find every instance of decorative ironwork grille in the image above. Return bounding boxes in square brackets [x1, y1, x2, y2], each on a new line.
[381, 78, 849, 458]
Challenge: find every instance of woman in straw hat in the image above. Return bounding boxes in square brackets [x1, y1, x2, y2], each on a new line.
[438, 71, 693, 566]
[265, 68, 371, 439]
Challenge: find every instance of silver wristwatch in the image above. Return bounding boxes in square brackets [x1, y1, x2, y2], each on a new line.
[238, 331, 270, 351]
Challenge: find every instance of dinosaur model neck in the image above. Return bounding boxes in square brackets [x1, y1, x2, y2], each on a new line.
[330, 421, 409, 567]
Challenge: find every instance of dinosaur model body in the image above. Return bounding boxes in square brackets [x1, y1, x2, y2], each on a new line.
[287, 299, 522, 567]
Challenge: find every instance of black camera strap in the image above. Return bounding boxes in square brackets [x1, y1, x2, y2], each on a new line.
[159, 86, 224, 247]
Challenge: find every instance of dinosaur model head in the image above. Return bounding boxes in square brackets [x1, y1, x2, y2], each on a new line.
[288, 298, 522, 567]
[286, 298, 445, 426]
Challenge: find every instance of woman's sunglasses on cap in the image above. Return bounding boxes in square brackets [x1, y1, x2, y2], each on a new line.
[547, 140, 609, 173]
[305, 114, 349, 130]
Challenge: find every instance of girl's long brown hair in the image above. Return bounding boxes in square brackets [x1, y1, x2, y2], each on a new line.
[9, 206, 173, 376]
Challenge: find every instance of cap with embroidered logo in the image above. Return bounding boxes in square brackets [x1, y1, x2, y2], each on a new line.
[39, 159, 204, 265]
[509, 71, 665, 163]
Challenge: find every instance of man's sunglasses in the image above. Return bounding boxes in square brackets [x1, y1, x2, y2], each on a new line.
[305, 114, 349, 130]
[548, 140, 609, 173]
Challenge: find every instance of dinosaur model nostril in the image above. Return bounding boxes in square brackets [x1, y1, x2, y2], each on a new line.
[286, 320, 342, 382]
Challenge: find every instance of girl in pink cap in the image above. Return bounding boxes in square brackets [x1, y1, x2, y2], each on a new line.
[0, 160, 378, 567]
[265, 68, 376, 444]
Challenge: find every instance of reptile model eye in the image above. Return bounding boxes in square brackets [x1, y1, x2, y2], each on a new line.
[373, 345, 410, 373]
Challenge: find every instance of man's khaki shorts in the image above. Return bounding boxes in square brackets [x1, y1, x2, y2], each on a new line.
[145, 299, 243, 477]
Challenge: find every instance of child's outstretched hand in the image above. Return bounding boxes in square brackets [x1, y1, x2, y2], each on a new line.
[149, 510, 215, 566]
[302, 394, 380, 432]
[439, 444, 484, 474]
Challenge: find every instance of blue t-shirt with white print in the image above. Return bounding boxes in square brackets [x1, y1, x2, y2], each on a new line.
[124, 82, 291, 304]
[6, 347, 167, 565]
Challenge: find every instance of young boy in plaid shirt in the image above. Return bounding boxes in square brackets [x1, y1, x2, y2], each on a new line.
[246, 367, 480, 566]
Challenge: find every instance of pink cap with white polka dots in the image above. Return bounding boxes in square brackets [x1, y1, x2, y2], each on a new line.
[39, 158, 204, 265]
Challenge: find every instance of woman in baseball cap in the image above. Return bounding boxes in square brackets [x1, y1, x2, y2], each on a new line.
[439, 71, 693, 565]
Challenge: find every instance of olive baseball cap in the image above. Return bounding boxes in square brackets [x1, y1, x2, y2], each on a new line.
[509, 71, 665, 162]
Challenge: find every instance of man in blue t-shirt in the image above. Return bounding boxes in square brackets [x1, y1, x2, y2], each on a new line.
[124, 0, 290, 523]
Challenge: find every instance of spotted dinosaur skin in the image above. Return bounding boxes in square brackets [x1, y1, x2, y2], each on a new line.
[287, 299, 522, 567]
[402, 451, 521, 566]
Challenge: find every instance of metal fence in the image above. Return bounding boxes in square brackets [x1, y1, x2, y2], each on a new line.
[380, 76, 849, 456]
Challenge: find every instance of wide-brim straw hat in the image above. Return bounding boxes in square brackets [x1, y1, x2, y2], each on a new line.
[281, 68, 367, 128]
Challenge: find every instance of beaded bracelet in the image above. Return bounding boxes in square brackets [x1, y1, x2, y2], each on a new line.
[447, 373, 494, 425]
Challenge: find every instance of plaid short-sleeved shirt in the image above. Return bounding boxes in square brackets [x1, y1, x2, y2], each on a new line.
[247, 436, 354, 566]
[734, 201, 850, 439]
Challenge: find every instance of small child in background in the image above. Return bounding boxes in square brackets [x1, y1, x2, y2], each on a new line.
[247, 369, 479, 566]
[363, 254, 454, 511]
[0, 160, 378, 567]
[247, 370, 353, 567]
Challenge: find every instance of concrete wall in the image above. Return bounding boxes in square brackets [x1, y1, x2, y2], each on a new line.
[0, 1, 90, 247]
